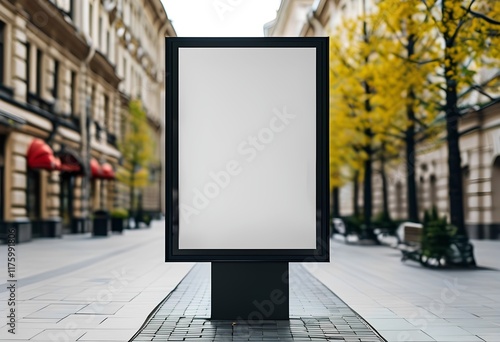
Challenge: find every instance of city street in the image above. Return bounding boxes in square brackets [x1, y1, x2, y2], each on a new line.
[0, 221, 193, 341]
[1, 222, 499, 341]
[1, 0, 499, 341]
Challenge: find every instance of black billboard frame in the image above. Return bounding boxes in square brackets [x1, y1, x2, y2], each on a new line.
[165, 37, 329, 263]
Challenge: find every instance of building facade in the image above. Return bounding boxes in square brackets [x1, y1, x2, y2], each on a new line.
[266, 0, 500, 239]
[0, 0, 173, 242]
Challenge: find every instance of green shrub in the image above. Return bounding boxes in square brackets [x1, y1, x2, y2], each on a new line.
[421, 207, 456, 262]
[111, 208, 129, 219]
[372, 212, 398, 234]
[341, 214, 363, 234]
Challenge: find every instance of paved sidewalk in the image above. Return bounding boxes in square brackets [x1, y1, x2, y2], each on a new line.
[305, 239, 500, 342]
[0, 221, 194, 341]
[2, 224, 499, 342]
[132, 263, 385, 342]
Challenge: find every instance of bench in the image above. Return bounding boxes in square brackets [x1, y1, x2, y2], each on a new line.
[404, 226, 422, 247]
[400, 223, 476, 267]
[332, 218, 347, 236]
[397, 222, 423, 263]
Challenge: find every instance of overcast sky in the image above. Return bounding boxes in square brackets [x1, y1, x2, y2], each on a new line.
[161, 0, 282, 37]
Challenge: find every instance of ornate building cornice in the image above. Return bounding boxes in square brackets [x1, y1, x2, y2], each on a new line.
[18, 0, 90, 60]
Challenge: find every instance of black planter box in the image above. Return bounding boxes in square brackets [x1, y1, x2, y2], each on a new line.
[93, 218, 110, 236]
[1, 219, 31, 243]
[93, 210, 111, 236]
[71, 218, 91, 234]
[33, 219, 62, 238]
[111, 218, 125, 233]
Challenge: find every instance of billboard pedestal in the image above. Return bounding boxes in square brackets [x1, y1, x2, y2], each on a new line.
[211, 262, 289, 321]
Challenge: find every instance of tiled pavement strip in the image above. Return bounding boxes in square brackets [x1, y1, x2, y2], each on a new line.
[131, 264, 386, 342]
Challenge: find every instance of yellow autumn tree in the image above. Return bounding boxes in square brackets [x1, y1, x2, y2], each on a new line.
[373, 0, 443, 222]
[417, 0, 500, 265]
[329, 13, 405, 239]
[116, 99, 154, 225]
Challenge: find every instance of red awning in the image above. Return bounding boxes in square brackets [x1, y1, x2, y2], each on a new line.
[90, 160, 115, 179]
[58, 153, 82, 173]
[90, 158, 102, 178]
[27, 139, 59, 171]
[101, 163, 115, 180]
[54, 157, 61, 170]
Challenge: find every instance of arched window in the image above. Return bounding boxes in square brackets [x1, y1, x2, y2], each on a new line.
[462, 166, 470, 222]
[26, 169, 41, 221]
[60, 173, 74, 229]
[429, 175, 437, 210]
[493, 157, 500, 223]
[418, 176, 425, 215]
[395, 182, 403, 219]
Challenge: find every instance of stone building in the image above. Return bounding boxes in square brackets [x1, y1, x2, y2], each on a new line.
[0, 0, 174, 242]
[266, 0, 500, 239]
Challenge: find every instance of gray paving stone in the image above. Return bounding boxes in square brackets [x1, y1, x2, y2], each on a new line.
[130, 264, 385, 341]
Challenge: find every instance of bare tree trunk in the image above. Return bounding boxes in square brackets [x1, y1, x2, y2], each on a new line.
[405, 34, 419, 222]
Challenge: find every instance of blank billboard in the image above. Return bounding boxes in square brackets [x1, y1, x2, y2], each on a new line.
[166, 37, 329, 261]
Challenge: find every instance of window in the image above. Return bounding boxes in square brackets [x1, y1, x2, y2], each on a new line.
[395, 182, 403, 219]
[122, 57, 126, 78]
[60, 174, 74, 228]
[53, 59, 59, 99]
[429, 175, 437, 209]
[26, 42, 30, 99]
[418, 176, 425, 214]
[98, 16, 103, 48]
[462, 167, 470, 222]
[149, 167, 156, 182]
[493, 158, 500, 223]
[0, 21, 5, 85]
[36, 49, 43, 96]
[90, 85, 96, 118]
[106, 30, 110, 57]
[91, 179, 98, 210]
[104, 94, 110, 129]
[70, 71, 76, 115]
[89, 3, 93, 38]
[26, 169, 41, 220]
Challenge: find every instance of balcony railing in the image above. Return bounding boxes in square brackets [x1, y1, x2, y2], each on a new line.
[26, 93, 80, 132]
[0, 84, 14, 98]
[27, 92, 53, 112]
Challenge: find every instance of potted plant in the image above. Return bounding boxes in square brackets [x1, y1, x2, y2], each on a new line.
[111, 208, 128, 233]
[420, 207, 457, 267]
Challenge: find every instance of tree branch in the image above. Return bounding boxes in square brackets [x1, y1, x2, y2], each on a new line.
[393, 54, 440, 65]
[421, 0, 440, 26]
[466, 7, 500, 25]
[450, 0, 476, 44]
[458, 71, 500, 98]
[413, 116, 430, 130]
[385, 128, 406, 140]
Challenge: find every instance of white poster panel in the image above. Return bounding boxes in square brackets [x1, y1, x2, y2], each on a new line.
[177, 47, 317, 250]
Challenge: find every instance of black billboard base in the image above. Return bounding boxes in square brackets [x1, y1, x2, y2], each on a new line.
[211, 262, 289, 321]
